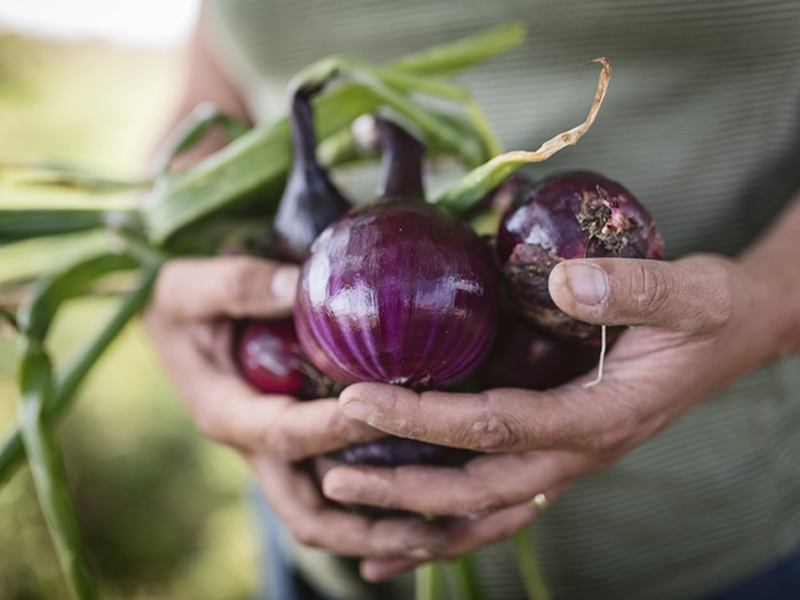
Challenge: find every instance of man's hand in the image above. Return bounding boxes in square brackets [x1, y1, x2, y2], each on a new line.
[144, 256, 449, 561]
[322, 253, 771, 580]
[144, 255, 381, 459]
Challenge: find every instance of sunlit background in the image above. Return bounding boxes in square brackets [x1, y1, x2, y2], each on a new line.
[0, 2, 259, 598]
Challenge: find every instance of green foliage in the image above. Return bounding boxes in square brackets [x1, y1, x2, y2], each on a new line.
[0, 34, 256, 600]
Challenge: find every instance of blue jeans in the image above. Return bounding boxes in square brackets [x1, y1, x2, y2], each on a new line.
[701, 545, 800, 600]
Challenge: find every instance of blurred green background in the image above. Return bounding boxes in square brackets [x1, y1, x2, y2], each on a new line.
[0, 33, 257, 600]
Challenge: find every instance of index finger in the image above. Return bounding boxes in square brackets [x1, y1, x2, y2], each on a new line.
[338, 380, 623, 454]
[152, 256, 300, 322]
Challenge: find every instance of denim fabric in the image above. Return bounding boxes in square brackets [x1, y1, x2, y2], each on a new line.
[702, 545, 800, 600]
[252, 483, 339, 600]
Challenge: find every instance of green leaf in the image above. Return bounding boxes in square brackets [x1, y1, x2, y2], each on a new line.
[513, 528, 551, 600]
[18, 336, 99, 600]
[151, 102, 250, 175]
[0, 230, 112, 289]
[435, 57, 611, 214]
[446, 553, 486, 600]
[0, 209, 139, 243]
[392, 22, 526, 75]
[6, 240, 166, 598]
[145, 22, 526, 246]
[416, 563, 445, 600]
[0, 264, 161, 486]
[18, 253, 138, 342]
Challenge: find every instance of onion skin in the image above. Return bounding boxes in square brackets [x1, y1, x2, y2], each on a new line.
[237, 319, 315, 398]
[295, 200, 499, 388]
[476, 311, 598, 390]
[295, 120, 499, 388]
[497, 171, 664, 341]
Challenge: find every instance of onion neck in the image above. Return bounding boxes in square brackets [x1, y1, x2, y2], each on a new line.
[375, 120, 425, 203]
[289, 87, 321, 175]
[273, 85, 350, 263]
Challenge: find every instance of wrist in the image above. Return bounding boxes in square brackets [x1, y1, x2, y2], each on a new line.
[735, 254, 800, 371]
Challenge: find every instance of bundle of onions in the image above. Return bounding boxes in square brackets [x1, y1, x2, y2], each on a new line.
[497, 171, 665, 343]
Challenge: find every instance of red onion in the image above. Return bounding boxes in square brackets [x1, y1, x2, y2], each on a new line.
[476, 311, 598, 390]
[497, 171, 664, 341]
[237, 318, 315, 398]
[295, 122, 499, 388]
[237, 85, 350, 396]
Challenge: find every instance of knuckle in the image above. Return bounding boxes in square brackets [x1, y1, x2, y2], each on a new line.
[291, 520, 319, 547]
[703, 263, 737, 332]
[458, 489, 508, 519]
[270, 432, 307, 462]
[222, 258, 262, 316]
[467, 412, 518, 452]
[629, 262, 671, 317]
[680, 254, 738, 333]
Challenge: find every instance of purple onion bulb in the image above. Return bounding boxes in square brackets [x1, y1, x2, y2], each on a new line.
[237, 318, 315, 398]
[295, 201, 499, 388]
[497, 171, 664, 341]
[476, 311, 598, 390]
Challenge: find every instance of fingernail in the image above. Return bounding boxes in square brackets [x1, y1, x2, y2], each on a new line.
[566, 262, 607, 305]
[342, 400, 373, 423]
[270, 266, 300, 301]
[323, 485, 355, 503]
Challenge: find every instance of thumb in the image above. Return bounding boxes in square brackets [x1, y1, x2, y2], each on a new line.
[547, 255, 735, 334]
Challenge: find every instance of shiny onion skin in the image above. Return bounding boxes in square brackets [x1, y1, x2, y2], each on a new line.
[497, 171, 664, 341]
[295, 200, 499, 387]
[236, 319, 315, 398]
[295, 120, 499, 388]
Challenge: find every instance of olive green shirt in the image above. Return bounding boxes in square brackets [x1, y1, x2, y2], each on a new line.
[207, 1, 800, 598]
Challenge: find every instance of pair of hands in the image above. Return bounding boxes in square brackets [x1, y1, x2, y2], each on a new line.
[144, 250, 766, 581]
